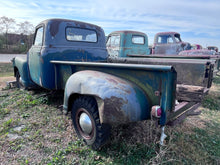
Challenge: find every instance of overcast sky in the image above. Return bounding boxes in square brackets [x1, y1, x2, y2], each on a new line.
[1, 0, 220, 48]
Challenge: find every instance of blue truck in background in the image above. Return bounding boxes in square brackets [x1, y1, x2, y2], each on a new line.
[12, 19, 210, 149]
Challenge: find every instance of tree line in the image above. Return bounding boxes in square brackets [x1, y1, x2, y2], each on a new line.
[0, 16, 35, 54]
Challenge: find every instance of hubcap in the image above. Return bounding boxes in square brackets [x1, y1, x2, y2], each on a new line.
[79, 112, 93, 135]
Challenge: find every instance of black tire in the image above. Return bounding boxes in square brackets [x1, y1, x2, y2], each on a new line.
[71, 96, 110, 150]
[16, 71, 24, 89]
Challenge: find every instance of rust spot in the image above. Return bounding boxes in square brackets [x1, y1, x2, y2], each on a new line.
[101, 96, 130, 125]
[155, 91, 161, 96]
[106, 78, 118, 85]
[50, 20, 62, 37]
[123, 38, 126, 46]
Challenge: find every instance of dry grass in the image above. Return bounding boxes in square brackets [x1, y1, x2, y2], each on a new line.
[0, 63, 219, 164]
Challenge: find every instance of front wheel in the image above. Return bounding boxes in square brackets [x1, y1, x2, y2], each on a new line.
[16, 71, 24, 89]
[71, 96, 110, 150]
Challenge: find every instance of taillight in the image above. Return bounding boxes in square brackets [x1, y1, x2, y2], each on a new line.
[151, 105, 162, 118]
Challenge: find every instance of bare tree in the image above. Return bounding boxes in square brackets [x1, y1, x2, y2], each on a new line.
[0, 16, 16, 49]
[17, 21, 34, 35]
[17, 21, 35, 50]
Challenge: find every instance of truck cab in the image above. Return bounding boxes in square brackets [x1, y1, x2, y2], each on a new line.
[13, 19, 108, 89]
[153, 32, 191, 54]
[106, 31, 150, 58]
[207, 46, 218, 53]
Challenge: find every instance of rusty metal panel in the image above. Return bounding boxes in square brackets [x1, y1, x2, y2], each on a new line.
[109, 57, 212, 87]
[64, 70, 150, 125]
[179, 49, 217, 56]
[128, 53, 220, 76]
[52, 61, 177, 126]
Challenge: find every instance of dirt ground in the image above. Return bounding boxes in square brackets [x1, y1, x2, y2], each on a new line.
[0, 76, 15, 89]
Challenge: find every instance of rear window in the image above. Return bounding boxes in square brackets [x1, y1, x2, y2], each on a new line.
[132, 35, 145, 44]
[66, 27, 97, 42]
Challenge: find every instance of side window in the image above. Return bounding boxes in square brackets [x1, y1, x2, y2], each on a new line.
[66, 27, 97, 42]
[132, 35, 145, 44]
[158, 36, 167, 44]
[106, 35, 120, 47]
[158, 35, 174, 44]
[157, 36, 162, 43]
[168, 36, 174, 43]
[34, 27, 44, 46]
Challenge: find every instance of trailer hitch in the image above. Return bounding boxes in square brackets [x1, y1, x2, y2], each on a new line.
[159, 126, 167, 146]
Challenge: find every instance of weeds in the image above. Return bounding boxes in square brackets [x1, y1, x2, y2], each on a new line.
[0, 118, 19, 136]
[0, 107, 10, 119]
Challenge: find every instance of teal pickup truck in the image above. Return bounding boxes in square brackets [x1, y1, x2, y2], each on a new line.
[13, 19, 202, 149]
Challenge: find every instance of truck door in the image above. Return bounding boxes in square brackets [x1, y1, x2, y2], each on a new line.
[28, 26, 44, 86]
[155, 35, 176, 54]
[106, 34, 120, 58]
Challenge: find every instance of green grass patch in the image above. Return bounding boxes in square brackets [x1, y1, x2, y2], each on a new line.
[0, 118, 19, 136]
[213, 74, 220, 84]
[0, 107, 11, 119]
[0, 63, 14, 77]
[170, 118, 220, 164]
[47, 140, 157, 165]
[202, 94, 220, 110]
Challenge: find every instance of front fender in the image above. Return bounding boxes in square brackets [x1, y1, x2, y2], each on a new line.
[64, 70, 150, 125]
[13, 56, 35, 88]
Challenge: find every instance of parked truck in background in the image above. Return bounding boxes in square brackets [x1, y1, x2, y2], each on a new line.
[106, 30, 219, 102]
[106, 30, 220, 75]
[12, 19, 211, 149]
[207, 46, 219, 53]
[150, 31, 220, 72]
[152, 32, 191, 55]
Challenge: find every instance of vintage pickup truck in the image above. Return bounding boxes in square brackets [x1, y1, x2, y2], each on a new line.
[13, 19, 203, 149]
[152, 32, 191, 54]
[147, 31, 220, 72]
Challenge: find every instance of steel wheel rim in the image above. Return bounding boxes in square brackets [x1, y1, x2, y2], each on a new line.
[76, 108, 95, 139]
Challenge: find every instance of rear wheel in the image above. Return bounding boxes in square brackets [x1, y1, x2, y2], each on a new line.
[71, 96, 110, 150]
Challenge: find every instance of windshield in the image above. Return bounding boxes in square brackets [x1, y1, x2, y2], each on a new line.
[174, 34, 182, 42]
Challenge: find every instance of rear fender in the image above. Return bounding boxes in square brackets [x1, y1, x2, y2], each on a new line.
[64, 70, 150, 126]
